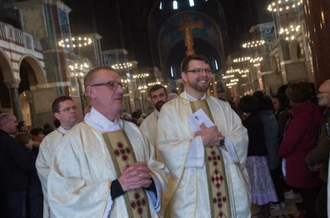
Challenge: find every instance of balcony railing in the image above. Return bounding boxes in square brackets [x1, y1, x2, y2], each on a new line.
[0, 21, 43, 51]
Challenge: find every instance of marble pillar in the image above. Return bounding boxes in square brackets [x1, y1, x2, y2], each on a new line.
[303, 0, 330, 89]
[9, 83, 23, 121]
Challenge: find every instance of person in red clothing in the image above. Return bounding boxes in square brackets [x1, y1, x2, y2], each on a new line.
[279, 82, 322, 218]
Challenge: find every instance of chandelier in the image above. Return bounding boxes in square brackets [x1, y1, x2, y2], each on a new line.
[242, 40, 266, 48]
[111, 62, 133, 70]
[233, 57, 251, 63]
[58, 37, 93, 48]
[133, 73, 149, 79]
[267, 0, 302, 12]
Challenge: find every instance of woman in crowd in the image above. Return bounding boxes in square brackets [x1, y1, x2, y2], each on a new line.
[254, 91, 285, 209]
[271, 93, 291, 147]
[238, 96, 278, 218]
[279, 82, 322, 218]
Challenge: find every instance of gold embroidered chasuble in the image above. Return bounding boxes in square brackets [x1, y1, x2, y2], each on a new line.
[157, 92, 251, 218]
[102, 130, 151, 218]
[189, 100, 231, 218]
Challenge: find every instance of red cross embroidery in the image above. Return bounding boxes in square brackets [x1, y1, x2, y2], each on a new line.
[130, 192, 147, 214]
[207, 150, 221, 166]
[211, 169, 224, 189]
[114, 142, 131, 162]
[212, 192, 227, 217]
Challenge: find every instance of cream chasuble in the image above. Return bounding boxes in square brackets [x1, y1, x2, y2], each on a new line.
[36, 127, 67, 218]
[48, 120, 168, 218]
[158, 92, 251, 218]
[140, 112, 158, 156]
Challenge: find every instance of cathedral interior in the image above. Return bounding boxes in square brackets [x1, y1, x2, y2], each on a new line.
[0, 0, 329, 128]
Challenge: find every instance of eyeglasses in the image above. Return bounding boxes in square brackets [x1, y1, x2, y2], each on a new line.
[186, 68, 213, 74]
[58, 106, 77, 113]
[90, 81, 124, 91]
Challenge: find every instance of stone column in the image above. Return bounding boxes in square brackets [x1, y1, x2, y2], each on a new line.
[303, 0, 330, 89]
[4, 79, 23, 121]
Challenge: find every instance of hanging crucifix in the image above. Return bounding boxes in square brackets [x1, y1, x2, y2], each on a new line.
[171, 14, 204, 56]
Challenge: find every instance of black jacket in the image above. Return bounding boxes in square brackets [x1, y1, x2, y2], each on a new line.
[0, 129, 35, 190]
[242, 113, 268, 157]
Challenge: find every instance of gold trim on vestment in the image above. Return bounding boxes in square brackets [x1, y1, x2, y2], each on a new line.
[190, 100, 232, 218]
[100, 182, 112, 218]
[164, 139, 193, 218]
[102, 130, 151, 218]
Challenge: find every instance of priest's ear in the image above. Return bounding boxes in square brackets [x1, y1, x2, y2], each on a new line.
[86, 85, 97, 100]
[181, 72, 188, 83]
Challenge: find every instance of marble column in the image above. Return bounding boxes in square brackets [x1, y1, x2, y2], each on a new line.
[5, 80, 23, 121]
[303, 0, 330, 89]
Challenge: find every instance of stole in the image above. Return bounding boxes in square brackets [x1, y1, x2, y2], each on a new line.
[190, 100, 231, 218]
[102, 129, 151, 218]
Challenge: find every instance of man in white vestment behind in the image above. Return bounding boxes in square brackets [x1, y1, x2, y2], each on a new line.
[140, 84, 168, 154]
[157, 55, 251, 218]
[47, 66, 168, 218]
[36, 96, 78, 217]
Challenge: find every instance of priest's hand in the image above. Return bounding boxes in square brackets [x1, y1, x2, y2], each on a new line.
[118, 162, 153, 191]
[195, 123, 225, 147]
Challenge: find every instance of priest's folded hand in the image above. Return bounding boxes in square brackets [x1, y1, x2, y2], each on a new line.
[118, 162, 153, 191]
[195, 123, 225, 147]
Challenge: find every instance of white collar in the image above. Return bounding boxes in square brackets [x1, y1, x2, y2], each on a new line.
[84, 107, 122, 132]
[181, 90, 206, 100]
[154, 109, 160, 117]
[58, 126, 70, 134]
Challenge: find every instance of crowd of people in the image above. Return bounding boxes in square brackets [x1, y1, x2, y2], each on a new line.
[0, 54, 329, 218]
[234, 81, 330, 218]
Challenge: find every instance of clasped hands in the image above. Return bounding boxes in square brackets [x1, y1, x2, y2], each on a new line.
[118, 162, 152, 192]
[195, 123, 225, 147]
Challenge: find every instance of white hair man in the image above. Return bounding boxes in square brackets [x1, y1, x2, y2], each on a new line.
[47, 66, 168, 217]
[139, 84, 168, 155]
[157, 55, 250, 217]
[36, 96, 78, 218]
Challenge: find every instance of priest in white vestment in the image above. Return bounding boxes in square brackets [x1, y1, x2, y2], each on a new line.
[157, 55, 251, 218]
[140, 84, 168, 154]
[36, 96, 78, 218]
[47, 66, 168, 218]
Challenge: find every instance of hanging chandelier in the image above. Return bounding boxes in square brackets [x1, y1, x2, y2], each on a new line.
[242, 40, 265, 48]
[111, 62, 133, 70]
[132, 73, 149, 79]
[233, 57, 251, 63]
[58, 37, 93, 48]
[267, 0, 303, 12]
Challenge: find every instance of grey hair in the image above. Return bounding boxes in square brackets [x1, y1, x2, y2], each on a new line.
[0, 113, 13, 127]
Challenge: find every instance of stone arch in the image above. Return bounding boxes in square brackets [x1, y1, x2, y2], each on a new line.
[289, 40, 302, 61]
[0, 47, 14, 81]
[270, 56, 277, 72]
[19, 55, 46, 85]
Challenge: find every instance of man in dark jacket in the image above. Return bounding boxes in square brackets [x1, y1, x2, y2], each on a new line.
[0, 113, 35, 218]
[306, 79, 330, 218]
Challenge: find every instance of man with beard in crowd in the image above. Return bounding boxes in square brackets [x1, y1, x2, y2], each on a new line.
[139, 84, 168, 156]
[157, 55, 250, 217]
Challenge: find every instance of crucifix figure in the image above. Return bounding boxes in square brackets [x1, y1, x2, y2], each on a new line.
[171, 14, 204, 56]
